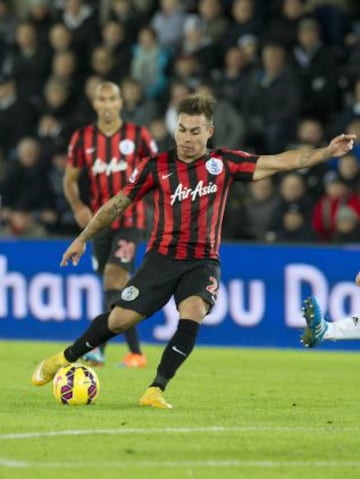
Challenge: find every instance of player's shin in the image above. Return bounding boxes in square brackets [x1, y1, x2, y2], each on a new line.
[150, 319, 200, 391]
[64, 312, 116, 362]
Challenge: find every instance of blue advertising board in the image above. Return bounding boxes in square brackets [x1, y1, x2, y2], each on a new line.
[1, 239, 360, 350]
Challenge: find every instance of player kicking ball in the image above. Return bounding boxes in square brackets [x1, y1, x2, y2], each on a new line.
[301, 271, 360, 347]
[31, 94, 355, 408]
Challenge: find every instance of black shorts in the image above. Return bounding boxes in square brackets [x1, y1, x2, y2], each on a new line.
[114, 250, 221, 317]
[92, 227, 143, 275]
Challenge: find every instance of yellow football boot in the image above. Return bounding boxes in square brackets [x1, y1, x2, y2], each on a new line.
[31, 351, 69, 386]
[139, 386, 173, 409]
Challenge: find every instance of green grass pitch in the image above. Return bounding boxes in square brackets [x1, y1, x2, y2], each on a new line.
[1, 340, 360, 479]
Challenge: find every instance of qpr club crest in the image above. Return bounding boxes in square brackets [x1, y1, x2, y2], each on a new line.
[119, 139, 135, 155]
[121, 286, 139, 301]
[205, 157, 223, 175]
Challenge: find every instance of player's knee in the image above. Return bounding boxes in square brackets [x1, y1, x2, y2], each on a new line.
[103, 264, 129, 290]
[108, 306, 141, 333]
[178, 296, 208, 322]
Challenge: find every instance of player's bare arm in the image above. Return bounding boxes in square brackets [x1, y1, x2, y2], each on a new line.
[253, 134, 356, 181]
[60, 192, 132, 266]
[63, 165, 93, 227]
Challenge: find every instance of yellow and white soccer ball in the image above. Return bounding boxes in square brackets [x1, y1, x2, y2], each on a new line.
[53, 363, 100, 405]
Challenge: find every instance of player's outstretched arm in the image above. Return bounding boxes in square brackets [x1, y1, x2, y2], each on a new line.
[60, 192, 132, 267]
[253, 134, 356, 181]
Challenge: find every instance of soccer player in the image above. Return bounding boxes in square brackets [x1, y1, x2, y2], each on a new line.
[64, 81, 157, 367]
[32, 95, 356, 408]
[301, 271, 360, 347]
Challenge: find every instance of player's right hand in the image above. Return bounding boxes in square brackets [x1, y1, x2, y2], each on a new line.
[356, 272, 360, 287]
[60, 238, 86, 267]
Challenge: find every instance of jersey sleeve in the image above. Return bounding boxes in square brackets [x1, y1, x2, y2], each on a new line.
[222, 148, 258, 181]
[140, 126, 158, 157]
[67, 129, 85, 168]
[122, 156, 156, 202]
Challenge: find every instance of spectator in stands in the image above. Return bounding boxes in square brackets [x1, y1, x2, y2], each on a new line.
[291, 17, 340, 121]
[225, 0, 263, 48]
[197, 0, 229, 44]
[0, 0, 16, 68]
[108, 0, 144, 44]
[27, 0, 54, 47]
[1, 137, 54, 224]
[331, 205, 360, 243]
[245, 42, 301, 153]
[275, 203, 318, 242]
[0, 208, 48, 238]
[288, 117, 328, 202]
[70, 74, 101, 127]
[172, 54, 204, 91]
[58, 0, 99, 68]
[130, 26, 171, 100]
[222, 177, 278, 241]
[269, 172, 313, 237]
[0, 77, 37, 156]
[195, 83, 245, 148]
[51, 50, 81, 101]
[164, 81, 192, 135]
[4, 21, 51, 104]
[100, 20, 132, 82]
[150, 0, 186, 53]
[212, 44, 254, 115]
[48, 22, 73, 55]
[337, 153, 360, 192]
[89, 45, 119, 82]
[149, 117, 174, 152]
[120, 76, 159, 127]
[328, 77, 360, 138]
[237, 33, 258, 67]
[36, 113, 69, 160]
[312, 170, 360, 241]
[263, 0, 308, 51]
[40, 76, 73, 120]
[46, 149, 79, 235]
[179, 14, 222, 75]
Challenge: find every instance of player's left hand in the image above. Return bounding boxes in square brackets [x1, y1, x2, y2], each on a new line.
[327, 134, 356, 158]
[356, 272, 360, 287]
[60, 238, 86, 267]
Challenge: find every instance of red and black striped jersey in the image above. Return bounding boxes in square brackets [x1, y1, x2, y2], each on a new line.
[123, 148, 258, 260]
[67, 122, 157, 230]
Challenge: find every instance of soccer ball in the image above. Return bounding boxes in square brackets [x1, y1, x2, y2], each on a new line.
[53, 363, 100, 405]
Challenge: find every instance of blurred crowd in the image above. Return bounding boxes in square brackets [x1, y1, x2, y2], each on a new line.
[1, 0, 360, 244]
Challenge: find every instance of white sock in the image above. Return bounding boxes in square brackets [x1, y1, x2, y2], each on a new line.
[325, 316, 360, 340]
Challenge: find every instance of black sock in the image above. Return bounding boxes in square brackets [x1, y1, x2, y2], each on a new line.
[150, 319, 200, 391]
[64, 312, 116, 362]
[124, 327, 141, 354]
[99, 290, 121, 354]
[100, 289, 142, 355]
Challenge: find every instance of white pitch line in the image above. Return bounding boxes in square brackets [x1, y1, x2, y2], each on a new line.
[1, 425, 360, 440]
[1, 459, 360, 469]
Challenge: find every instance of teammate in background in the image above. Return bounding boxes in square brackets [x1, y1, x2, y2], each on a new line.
[64, 81, 157, 367]
[32, 95, 355, 408]
[301, 272, 360, 347]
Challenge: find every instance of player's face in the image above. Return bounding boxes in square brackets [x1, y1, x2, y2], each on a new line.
[175, 113, 213, 161]
[93, 85, 122, 124]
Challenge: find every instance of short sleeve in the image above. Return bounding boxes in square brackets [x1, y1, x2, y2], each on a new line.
[140, 126, 158, 157]
[67, 129, 85, 168]
[221, 148, 258, 181]
[123, 156, 156, 202]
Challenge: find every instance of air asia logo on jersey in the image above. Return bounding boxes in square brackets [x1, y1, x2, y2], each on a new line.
[206, 157, 223, 175]
[92, 157, 127, 175]
[170, 181, 217, 205]
[119, 139, 135, 155]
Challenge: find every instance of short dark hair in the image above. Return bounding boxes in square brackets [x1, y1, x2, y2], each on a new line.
[176, 94, 216, 125]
